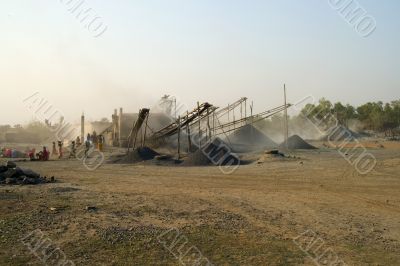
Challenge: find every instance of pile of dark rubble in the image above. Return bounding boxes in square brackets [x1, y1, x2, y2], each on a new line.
[108, 147, 160, 164]
[0, 161, 54, 185]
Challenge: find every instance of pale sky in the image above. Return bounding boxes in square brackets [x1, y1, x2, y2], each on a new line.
[1, 0, 399, 125]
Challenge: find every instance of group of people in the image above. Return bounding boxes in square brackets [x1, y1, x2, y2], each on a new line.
[1, 148, 25, 158]
[24, 131, 105, 162]
[50, 140, 65, 159]
[27, 147, 49, 161]
[86, 132, 105, 152]
[1, 147, 49, 161]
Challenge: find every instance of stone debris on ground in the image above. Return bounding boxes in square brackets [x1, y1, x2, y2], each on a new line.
[320, 125, 361, 141]
[182, 138, 240, 167]
[181, 148, 213, 166]
[265, 149, 285, 156]
[257, 149, 285, 164]
[257, 149, 303, 164]
[0, 161, 55, 185]
[85, 206, 97, 212]
[279, 135, 317, 150]
[108, 147, 160, 164]
[225, 124, 277, 152]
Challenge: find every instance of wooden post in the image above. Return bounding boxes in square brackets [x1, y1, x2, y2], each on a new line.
[197, 102, 201, 149]
[140, 125, 144, 148]
[132, 109, 141, 150]
[245, 99, 247, 121]
[174, 98, 177, 119]
[233, 111, 236, 130]
[213, 112, 216, 138]
[187, 111, 191, 152]
[118, 107, 123, 147]
[113, 109, 117, 145]
[250, 101, 254, 140]
[228, 103, 230, 123]
[207, 108, 211, 141]
[81, 112, 85, 144]
[177, 115, 181, 159]
[250, 101, 253, 122]
[143, 114, 149, 147]
[284, 84, 289, 149]
[240, 102, 243, 120]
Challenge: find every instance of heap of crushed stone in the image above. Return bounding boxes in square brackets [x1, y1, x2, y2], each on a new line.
[225, 124, 277, 152]
[181, 149, 212, 166]
[0, 161, 55, 185]
[182, 138, 239, 166]
[320, 126, 361, 141]
[279, 135, 317, 150]
[108, 147, 159, 164]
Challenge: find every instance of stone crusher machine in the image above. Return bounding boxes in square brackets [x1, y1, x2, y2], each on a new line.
[149, 102, 216, 147]
[211, 103, 292, 137]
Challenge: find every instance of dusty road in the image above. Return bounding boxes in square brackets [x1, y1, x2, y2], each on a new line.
[1, 146, 400, 265]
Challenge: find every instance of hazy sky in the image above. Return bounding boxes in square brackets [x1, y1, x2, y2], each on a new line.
[1, 0, 399, 125]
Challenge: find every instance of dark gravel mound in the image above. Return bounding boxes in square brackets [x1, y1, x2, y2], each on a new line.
[109, 147, 159, 164]
[226, 124, 277, 151]
[320, 126, 361, 141]
[0, 161, 55, 185]
[181, 148, 212, 166]
[280, 135, 317, 150]
[182, 138, 239, 167]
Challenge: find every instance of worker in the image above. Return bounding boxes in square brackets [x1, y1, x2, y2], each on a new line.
[42, 146, 49, 161]
[69, 141, 76, 158]
[98, 135, 104, 151]
[58, 140, 63, 159]
[76, 136, 81, 147]
[28, 148, 36, 161]
[52, 141, 58, 156]
[92, 131, 97, 146]
[84, 139, 91, 157]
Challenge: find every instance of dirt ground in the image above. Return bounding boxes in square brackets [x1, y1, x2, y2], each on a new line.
[1, 142, 400, 265]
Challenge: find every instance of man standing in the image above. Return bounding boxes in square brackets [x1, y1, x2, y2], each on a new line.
[69, 141, 76, 158]
[58, 141, 63, 159]
[76, 136, 81, 147]
[52, 142, 58, 156]
[85, 139, 91, 157]
[98, 135, 104, 151]
[42, 146, 49, 161]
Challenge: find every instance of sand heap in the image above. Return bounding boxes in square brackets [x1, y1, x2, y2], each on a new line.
[0, 161, 55, 185]
[279, 135, 317, 150]
[226, 124, 277, 152]
[108, 147, 159, 164]
[320, 126, 361, 141]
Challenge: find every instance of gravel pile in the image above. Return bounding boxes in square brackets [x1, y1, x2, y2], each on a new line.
[182, 148, 213, 166]
[226, 124, 277, 151]
[279, 135, 317, 150]
[0, 161, 55, 185]
[108, 147, 160, 164]
[320, 126, 361, 141]
[182, 138, 239, 166]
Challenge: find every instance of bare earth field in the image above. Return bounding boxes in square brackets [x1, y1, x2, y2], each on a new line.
[1, 143, 400, 265]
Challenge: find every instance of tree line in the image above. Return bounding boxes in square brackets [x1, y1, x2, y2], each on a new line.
[300, 98, 400, 136]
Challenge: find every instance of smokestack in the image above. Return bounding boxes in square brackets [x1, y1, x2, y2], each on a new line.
[119, 107, 123, 147]
[81, 112, 85, 143]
